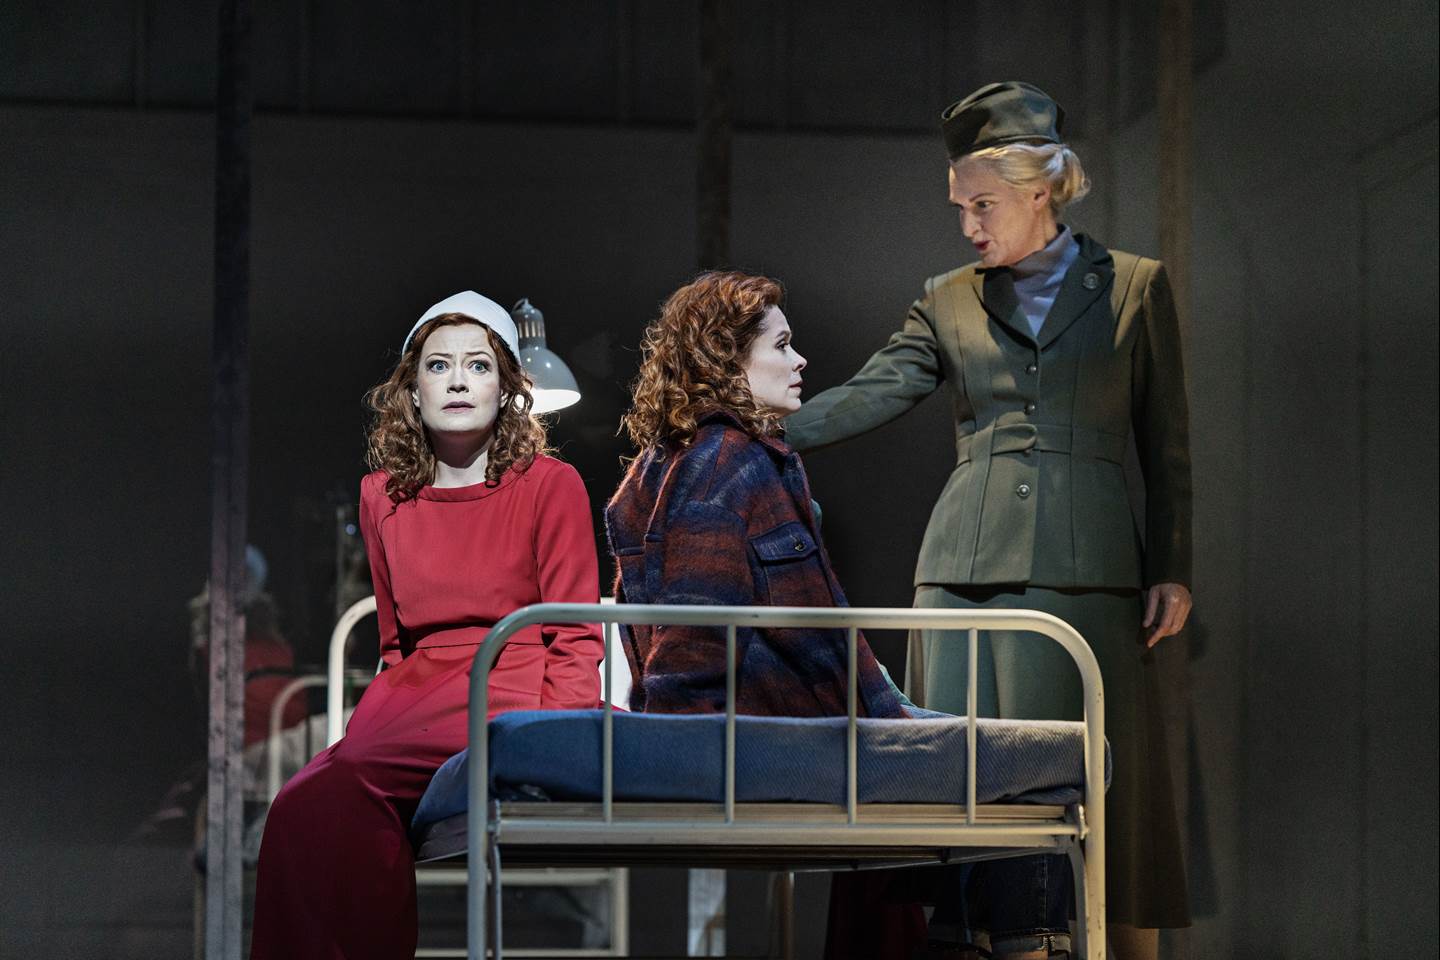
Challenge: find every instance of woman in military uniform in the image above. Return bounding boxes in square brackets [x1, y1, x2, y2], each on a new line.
[786, 81, 1192, 959]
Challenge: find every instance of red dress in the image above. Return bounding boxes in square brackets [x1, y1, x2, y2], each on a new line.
[251, 456, 604, 959]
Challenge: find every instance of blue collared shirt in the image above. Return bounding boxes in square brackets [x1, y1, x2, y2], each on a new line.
[1011, 225, 1080, 337]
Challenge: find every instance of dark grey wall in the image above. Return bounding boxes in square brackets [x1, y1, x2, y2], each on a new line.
[1101, 1, 1440, 953]
[1, 1, 1435, 957]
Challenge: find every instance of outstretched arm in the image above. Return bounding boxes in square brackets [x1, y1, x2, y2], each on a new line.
[785, 295, 943, 453]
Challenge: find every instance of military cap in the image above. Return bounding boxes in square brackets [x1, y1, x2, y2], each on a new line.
[940, 81, 1065, 160]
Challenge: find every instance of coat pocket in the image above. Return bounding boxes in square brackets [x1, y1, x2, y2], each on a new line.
[749, 521, 829, 606]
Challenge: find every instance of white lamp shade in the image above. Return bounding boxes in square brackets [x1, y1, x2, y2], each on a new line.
[521, 344, 581, 414]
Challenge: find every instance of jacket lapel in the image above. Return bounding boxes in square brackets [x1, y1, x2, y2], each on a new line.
[1035, 235, 1114, 350]
[968, 269, 1033, 343]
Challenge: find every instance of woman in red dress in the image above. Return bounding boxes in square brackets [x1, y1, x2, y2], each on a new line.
[250, 291, 605, 960]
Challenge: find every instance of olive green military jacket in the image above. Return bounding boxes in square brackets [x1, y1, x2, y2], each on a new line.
[786, 235, 1192, 591]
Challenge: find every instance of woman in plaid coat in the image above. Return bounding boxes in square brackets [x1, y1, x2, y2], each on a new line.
[605, 270, 907, 721]
[606, 271, 933, 960]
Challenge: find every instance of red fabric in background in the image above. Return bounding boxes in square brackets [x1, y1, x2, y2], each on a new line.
[250, 457, 603, 960]
[243, 632, 306, 747]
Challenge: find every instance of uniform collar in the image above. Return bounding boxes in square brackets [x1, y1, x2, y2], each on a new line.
[1033, 234, 1114, 348]
[969, 233, 1115, 347]
[1010, 224, 1077, 280]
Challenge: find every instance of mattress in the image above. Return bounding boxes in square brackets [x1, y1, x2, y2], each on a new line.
[411, 710, 1108, 834]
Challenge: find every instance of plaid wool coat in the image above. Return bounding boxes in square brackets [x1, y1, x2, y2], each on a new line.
[605, 411, 906, 719]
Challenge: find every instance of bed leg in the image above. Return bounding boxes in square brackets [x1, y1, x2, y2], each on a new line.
[1066, 842, 1098, 960]
[489, 840, 504, 960]
[769, 871, 794, 960]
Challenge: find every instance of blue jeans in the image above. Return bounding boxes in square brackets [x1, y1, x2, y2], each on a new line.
[929, 854, 1072, 954]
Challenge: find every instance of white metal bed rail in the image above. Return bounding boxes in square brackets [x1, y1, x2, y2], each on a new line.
[465, 603, 1107, 960]
[326, 595, 378, 747]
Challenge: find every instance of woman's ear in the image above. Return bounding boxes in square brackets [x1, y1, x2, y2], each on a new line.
[410, 390, 419, 408]
[1032, 183, 1052, 211]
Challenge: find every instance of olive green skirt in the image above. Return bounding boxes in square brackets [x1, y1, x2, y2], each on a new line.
[907, 584, 1190, 929]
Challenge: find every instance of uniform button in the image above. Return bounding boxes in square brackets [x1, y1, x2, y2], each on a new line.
[1016, 483, 1032, 499]
[1082, 272, 1100, 290]
[793, 540, 805, 552]
[1024, 402, 1037, 414]
[1025, 363, 1038, 375]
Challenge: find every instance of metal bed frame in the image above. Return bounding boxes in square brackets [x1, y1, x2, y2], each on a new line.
[458, 603, 1107, 960]
[326, 595, 378, 748]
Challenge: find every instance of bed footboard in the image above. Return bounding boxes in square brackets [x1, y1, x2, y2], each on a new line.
[466, 604, 1106, 960]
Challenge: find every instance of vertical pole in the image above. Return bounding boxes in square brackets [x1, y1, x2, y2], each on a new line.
[206, 1, 251, 957]
[468, 639, 494, 959]
[603, 617, 615, 823]
[782, 872, 795, 960]
[846, 627, 857, 824]
[1157, 0, 1193, 331]
[1157, 8, 1194, 956]
[724, 624, 737, 823]
[697, 0, 734, 269]
[965, 627, 978, 824]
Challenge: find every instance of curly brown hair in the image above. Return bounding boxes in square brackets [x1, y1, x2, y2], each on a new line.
[622, 271, 785, 450]
[365, 314, 550, 501]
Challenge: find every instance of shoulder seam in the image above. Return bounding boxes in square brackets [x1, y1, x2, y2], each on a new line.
[1109, 250, 1148, 317]
[926, 262, 976, 293]
[666, 429, 753, 525]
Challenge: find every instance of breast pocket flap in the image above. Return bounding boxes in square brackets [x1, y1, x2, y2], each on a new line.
[750, 521, 819, 563]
